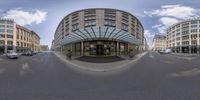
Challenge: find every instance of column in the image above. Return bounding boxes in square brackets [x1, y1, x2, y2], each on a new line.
[175, 46, 177, 53]
[116, 42, 119, 56]
[189, 45, 191, 54]
[81, 42, 84, 56]
[180, 46, 182, 53]
[4, 46, 7, 53]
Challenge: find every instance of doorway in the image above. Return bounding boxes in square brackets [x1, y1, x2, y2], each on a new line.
[96, 45, 104, 55]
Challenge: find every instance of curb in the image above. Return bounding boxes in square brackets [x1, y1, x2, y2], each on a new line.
[53, 51, 148, 72]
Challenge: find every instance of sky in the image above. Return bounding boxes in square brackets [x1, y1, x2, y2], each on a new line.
[0, 0, 200, 48]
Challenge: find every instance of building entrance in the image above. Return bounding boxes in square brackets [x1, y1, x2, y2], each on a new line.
[96, 45, 104, 55]
[84, 40, 117, 57]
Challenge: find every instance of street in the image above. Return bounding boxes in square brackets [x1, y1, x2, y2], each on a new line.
[0, 52, 200, 100]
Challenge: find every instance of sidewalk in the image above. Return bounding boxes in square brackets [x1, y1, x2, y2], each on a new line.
[171, 53, 200, 57]
[53, 51, 148, 72]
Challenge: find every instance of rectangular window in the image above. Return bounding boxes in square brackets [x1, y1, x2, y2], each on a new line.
[0, 34, 5, 38]
[7, 30, 13, 33]
[191, 29, 198, 33]
[0, 40, 5, 45]
[7, 21, 14, 24]
[7, 34, 13, 39]
[191, 21, 198, 24]
[191, 34, 197, 39]
[85, 20, 96, 27]
[0, 29, 5, 33]
[72, 23, 79, 31]
[0, 20, 5, 24]
[7, 40, 13, 46]
[121, 23, 128, 31]
[7, 25, 13, 29]
[104, 20, 116, 27]
[0, 25, 5, 28]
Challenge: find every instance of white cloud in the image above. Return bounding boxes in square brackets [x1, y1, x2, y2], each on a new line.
[152, 24, 162, 28]
[144, 4, 200, 19]
[2, 8, 47, 26]
[144, 30, 155, 47]
[159, 17, 179, 27]
[144, 4, 200, 34]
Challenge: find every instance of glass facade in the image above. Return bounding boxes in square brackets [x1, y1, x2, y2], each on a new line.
[62, 40, 133, 57]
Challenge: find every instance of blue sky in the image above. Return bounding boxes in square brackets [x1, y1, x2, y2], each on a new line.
[1, 0, 200, 48]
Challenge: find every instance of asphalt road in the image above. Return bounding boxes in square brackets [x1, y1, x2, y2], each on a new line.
[0, 51, 200, 100]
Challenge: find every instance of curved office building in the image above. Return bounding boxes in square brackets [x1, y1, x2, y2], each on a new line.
[167, 19, 200, 54]
[53, 8, 144, 57]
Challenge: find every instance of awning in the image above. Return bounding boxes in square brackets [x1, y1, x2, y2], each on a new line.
[61, 26, 142, 45]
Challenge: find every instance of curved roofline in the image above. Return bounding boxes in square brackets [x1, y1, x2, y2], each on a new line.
[54, 8, 144, 37]
[167, 19, 200, 30]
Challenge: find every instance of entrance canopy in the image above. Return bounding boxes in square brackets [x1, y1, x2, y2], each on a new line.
[61, 26, 142, 45]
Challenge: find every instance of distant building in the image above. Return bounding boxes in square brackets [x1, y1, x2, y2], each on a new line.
[0, 19, 40, 54]
[166, 19, 200, 54]
[40, 45, 49, 51]
[143, 37, 149, 51]
[51, 40, 55, 51]
[152, 34, 166, 51]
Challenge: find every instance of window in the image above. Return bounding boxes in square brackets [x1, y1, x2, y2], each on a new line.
[7, 30, 13, 33]
[0, 20, 5, 24]
[104, 20, 115, 27]
[182, 41, 189, 46]
[85, 20, 96, 27]
[7, 40, 13, 46]
[191, 29, 198, 33]
[182, 31, 189, 35]
[7, 21, 13, 24]
[191, 40, 197, 45]
[191, 34, 197, 39]
[191, 21, 198, 24]
[121, 23, 128, 31]
[0, 29, 5, 33]
[17, 42, 19, 46]
[0, 34, 5, 38]
[7, 25, 13, 29]
[7, 34, 13, 39]
[182, 35, 189, 40]
[0, 25, 5, 28]
[0, 40, 5, 45]
[72, 23, 79, 31]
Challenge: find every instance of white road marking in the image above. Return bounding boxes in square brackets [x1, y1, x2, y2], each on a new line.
[20, 63, 32, 75]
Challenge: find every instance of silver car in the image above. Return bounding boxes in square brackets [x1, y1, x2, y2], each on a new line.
[7, 52, 19, 59]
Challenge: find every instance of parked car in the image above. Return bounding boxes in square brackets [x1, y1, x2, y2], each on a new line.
[165, 48, 172, 54]
[22, 51, 34, 56]
[158, 50, 165, 54]
[158, 49, 172, 54]
[6, 52, 19, 59]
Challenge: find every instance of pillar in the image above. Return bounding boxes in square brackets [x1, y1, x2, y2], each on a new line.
[4, 46, 7, 53]
[81, 42, 84, 56]
[189, 45, 191, 54]
[116, 42, 119, 56]
[180, 46, 182, 53]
